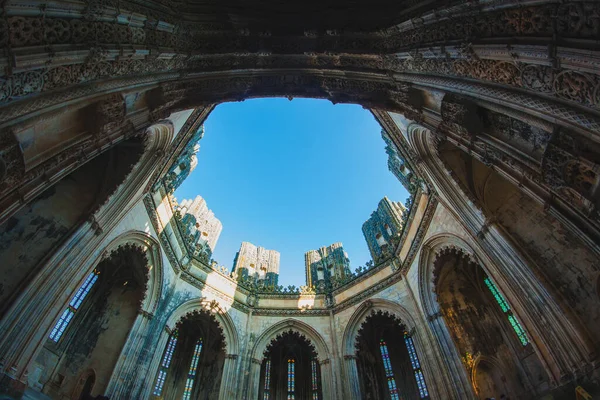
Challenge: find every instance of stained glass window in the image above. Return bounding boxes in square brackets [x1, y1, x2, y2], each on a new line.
[379, 340, 400, 400]
[311, 359, 319, 400]
[263, 359, 271, 400]
[404, 333, 430, 399]
[49, 270, 99, 342]
[153, 330, 179, 396]
[287, 359, 295, 400]
[484, 277, 529, 346]
[182, 338, 203, 400]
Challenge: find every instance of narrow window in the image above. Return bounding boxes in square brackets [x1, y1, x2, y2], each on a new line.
[49, 270, 99, 342]
[379, 340, 399, 400]
[182, 338, 203, 400]
[153, 330, 179, 396]
[404, 333, 430, 399]
[484, 277, 529, 345]
[287, 358, 295, 400]
[311, 359, 319, 400]
[263, 359, 271, 400]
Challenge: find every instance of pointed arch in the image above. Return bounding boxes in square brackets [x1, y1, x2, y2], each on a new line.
[418, 233, 481, 318]
[165, 298, 240, 355]
[342, 298, 418, 357]
[99, 230, 164, 314]
[251, 319, 331, 362]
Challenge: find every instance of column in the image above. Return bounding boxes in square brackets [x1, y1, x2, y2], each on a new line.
[246, 357, 263, 400]
[319, 358, 333, 399]
[343, 354, 362, 400]
[218, 354, 239, 400]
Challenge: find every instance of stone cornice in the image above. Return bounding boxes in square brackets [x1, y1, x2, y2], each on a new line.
[252, 308, 330, 317]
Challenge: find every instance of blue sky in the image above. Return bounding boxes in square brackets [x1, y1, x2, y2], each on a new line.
[174, 98, 409, 287]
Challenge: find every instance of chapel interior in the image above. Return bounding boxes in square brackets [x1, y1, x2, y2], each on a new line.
[0, 0, 599, 399]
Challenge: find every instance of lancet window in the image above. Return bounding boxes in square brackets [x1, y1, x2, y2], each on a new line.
[311, 359, 319, 400]
[182, 338, 203, 400]
[484, 277, 529, 345]
[287, 358, 295, 400]
[404, 333, 429, 398]
[49, 270, 99, 342]
[153, 330, 179, 396]
[379, 339, 400, 400]
[263, 359, 272, 400]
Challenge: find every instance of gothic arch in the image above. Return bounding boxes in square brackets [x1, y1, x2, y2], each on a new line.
[340, 298, 444, 399]
[98, 230, 164, 314]
[342, 298, 418, 357]
[165, 298, 240, 355]
[251, 319, 331, 363]
[249, 318, 334, 400]
[418, 233, 482, 318]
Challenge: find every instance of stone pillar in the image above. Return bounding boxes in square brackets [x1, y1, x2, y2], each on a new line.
[105, 310, 160, 399]
[426, 311, 475, 399]
[319, 358, 333, 399]
[218, 354, 239, 400]
[246, 357, 263, 400]
[343, 354, 361, 400]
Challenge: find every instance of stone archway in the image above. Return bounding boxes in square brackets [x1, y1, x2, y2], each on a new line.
[154, 309, 227, 400]
[36, 243, 151, 399]
[259, 330, 323, 400]
[418, 234, 552, 399]
[249, 319, 333, 399]
[145, 298, 241, 400]
[341, 298, 440, 400]
[355, 310, 428, 400]
[410, 125, 597, 387]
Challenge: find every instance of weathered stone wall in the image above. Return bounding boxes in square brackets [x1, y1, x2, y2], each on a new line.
[0, 138, 143, 316]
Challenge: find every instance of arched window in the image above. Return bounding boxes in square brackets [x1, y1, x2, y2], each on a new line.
[153, 330, 179, 396]
[404, 333, 429, 398]
[49, 270, 99, 342]
[263, 359, 271, 400]
[484, 277, 529, 345]
[379, 340, 399, 400]
[287, 358, 295, 400]
[182, 338, 203, 400]
[311, 359, 319, 400]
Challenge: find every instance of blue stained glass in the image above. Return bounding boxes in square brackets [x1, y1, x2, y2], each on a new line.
[287, 359, 295, 400]
[311, 359, 319, 399]
[49, 271, 99, 343]
[153, 371, 167, 395]
[153, 331, 179, 396]
[404, 334, 430, 399]
[182, 339, 203, 400]
[379, 340, 399, 400]
[484, 277, 529, 346]
[70, 273, 98, 309]
[263, 359, 271, 400]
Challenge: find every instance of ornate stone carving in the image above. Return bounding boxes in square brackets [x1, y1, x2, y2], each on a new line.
[440, 93, 483, 139]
